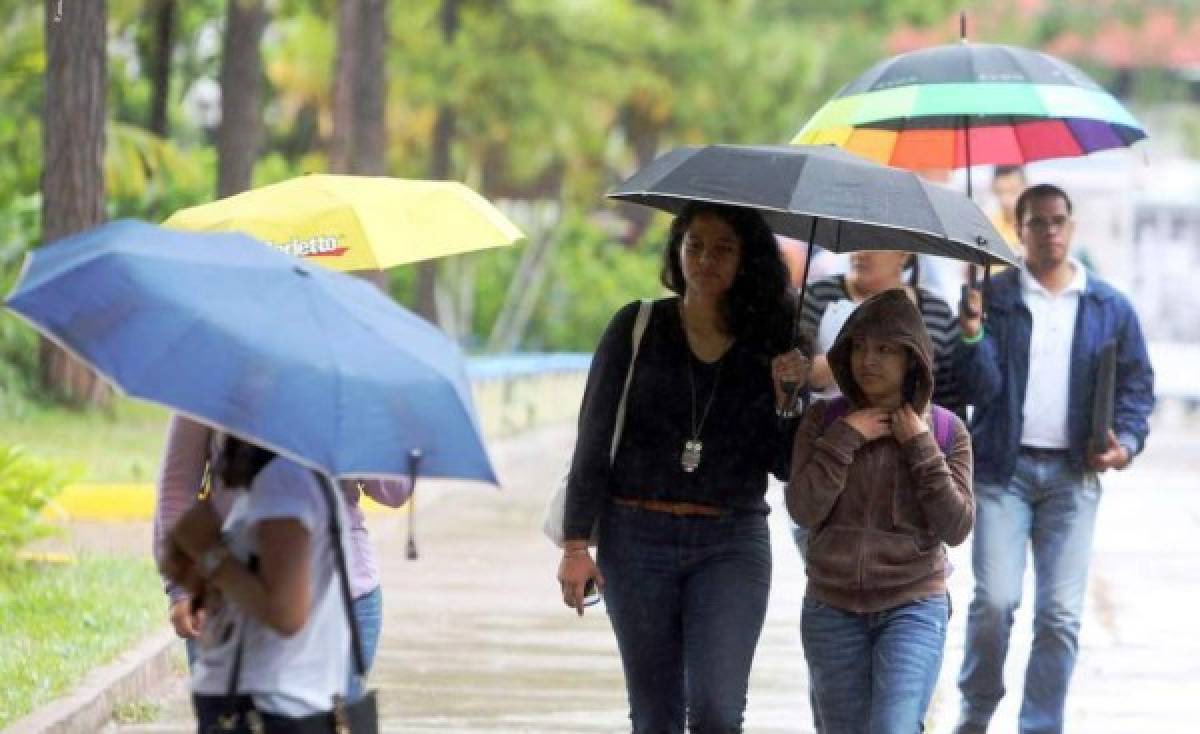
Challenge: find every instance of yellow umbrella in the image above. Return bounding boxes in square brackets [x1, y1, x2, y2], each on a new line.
[164, 175, 524, 271]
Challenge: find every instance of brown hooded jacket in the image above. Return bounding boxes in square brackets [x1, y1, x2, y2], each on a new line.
[786, 288, 974, 613]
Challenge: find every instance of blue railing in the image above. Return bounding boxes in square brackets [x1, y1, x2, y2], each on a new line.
[467, 353, 592, 380]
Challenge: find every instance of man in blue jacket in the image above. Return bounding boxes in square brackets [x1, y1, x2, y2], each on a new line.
[952, 184, 1154, 734]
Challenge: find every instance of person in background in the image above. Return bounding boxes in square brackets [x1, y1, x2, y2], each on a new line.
[787, 288, 974, 733]
[988, 165, 1027, 257]
[557, 202, 809, 733]
[953, 184, 1155, 734]
[154, 414, 411, 701]
[798, 251, 964, 417]
[777, 235, 845, 289]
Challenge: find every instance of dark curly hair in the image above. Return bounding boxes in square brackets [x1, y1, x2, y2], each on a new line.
[659, 202, 794, 353]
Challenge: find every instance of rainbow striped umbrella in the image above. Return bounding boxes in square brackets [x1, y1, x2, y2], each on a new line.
[793, 42, 1146, 173]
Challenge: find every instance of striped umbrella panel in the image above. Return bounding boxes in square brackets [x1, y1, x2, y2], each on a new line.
[798, 83, 1143, 132]
[797, 117, 1145, 168]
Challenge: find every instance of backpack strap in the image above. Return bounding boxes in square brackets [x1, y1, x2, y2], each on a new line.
[822, 397, 956, 455]
[819, 397, 851, 431]
[930, 405, 955, 454]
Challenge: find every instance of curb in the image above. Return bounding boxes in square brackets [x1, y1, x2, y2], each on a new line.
[2, 628, 180, 734]
[46, 482, 415, 521]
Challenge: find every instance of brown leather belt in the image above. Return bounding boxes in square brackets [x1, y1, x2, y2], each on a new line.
[614, 497, 725, 517]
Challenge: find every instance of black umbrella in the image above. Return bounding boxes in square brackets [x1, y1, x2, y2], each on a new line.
[609, 143, 1017, 270]
[609, 143, 1018, 409]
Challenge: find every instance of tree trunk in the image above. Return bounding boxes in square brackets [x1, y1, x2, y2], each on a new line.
[329, 0, 359, 174]
[353, 0, 389, 291]
[416, 0, 460, 325]
[351, 0, 388, 176]
[216, 0, 267, 198]
[40, 0, 111, 407]
[616, 102, 661, 245]
[329, 0, 389, 290]
[148, 0, 175, 137]
[416, 104, 454, 323]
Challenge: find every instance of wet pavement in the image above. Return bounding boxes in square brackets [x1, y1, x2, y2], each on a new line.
[115, 417, 1200, 733]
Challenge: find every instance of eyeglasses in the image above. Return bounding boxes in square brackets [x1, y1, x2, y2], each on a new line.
[1022, 215, 1071, 233]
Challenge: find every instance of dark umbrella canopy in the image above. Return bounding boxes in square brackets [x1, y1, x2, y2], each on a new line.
[843, 42, 1109, 93]
[609, 144, 1018, 267]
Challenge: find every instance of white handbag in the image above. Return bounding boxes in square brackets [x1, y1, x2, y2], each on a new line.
[542, 299, 652, 547]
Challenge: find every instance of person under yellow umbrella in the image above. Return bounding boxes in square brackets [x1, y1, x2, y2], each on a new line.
[164, 174, 524, 271]
[159, 174, 522, 700]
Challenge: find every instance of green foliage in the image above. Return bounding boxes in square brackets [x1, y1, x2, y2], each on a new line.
[1180, 110, 1200, 160]
[0, 398, 169, 483]
[0, 314, 40, 417]
[112, 700, 162, 724]
[107, 122, 216, 223]
[0, 3, 44, 215]
[529, 216, 663, 352]
[9, 0, 1180, 375]
[0, 555, 163, 727]
[0, 445, 73, 568]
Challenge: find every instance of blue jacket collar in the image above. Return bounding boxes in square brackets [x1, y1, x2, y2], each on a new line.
[988, 261, 1113, 312]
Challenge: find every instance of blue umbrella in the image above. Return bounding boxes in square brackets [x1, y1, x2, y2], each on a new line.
[5, 220, 496, 484]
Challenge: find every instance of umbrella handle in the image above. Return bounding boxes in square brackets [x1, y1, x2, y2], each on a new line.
[405, 449, 423, 561]
[779, 219, 818, 419]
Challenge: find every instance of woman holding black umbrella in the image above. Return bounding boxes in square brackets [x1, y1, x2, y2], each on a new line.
[556, 202, 809, 733]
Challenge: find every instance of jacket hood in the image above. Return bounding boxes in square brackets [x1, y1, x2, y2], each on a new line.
[827, 288, 935, 412]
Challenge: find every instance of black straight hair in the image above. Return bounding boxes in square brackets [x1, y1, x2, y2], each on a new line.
[1015, 183, 1073, 225]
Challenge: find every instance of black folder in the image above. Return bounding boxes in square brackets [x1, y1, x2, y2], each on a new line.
[1088, 341, 1117, 456]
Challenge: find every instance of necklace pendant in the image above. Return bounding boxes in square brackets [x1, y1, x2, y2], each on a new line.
[681, 439, 703, 472]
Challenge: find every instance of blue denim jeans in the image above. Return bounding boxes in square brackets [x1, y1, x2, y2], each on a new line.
[597, 502, 772, 734]
[347, 584, 384, 702]
[956, 450, 1101, 734]
[802, 594, 949, 734]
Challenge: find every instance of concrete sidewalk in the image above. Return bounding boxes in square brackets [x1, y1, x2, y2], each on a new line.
[113, 419, 1198, 732]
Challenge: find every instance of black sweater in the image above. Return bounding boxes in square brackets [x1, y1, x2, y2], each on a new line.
[563, 298, 796, 540]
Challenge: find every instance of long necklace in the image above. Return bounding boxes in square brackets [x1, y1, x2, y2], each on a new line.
[682, 352, 723, 473]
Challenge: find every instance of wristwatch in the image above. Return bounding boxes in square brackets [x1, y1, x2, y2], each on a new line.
[196, 543, 231, 578]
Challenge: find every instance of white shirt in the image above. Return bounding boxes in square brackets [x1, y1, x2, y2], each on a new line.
[814, 298, 858, 399]
[1020, 260, 1088, 449]
[192, 458, 350, 717]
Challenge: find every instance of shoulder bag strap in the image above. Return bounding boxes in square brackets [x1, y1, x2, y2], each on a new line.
[224, 475, 364, 712]
[608, 299, 652, 465]
[315, 473, 367, 676]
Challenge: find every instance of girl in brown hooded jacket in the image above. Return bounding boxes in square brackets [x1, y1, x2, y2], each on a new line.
[786, 288, 974, 734]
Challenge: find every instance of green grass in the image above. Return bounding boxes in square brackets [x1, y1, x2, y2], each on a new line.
[0, 555, 164, 728]
[112, 699, 163, 724]
[0, 397, 170, 482]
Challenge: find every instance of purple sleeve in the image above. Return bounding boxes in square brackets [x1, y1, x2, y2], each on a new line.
[357, 478, 414, 508]
[153, 415, 212, 603]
